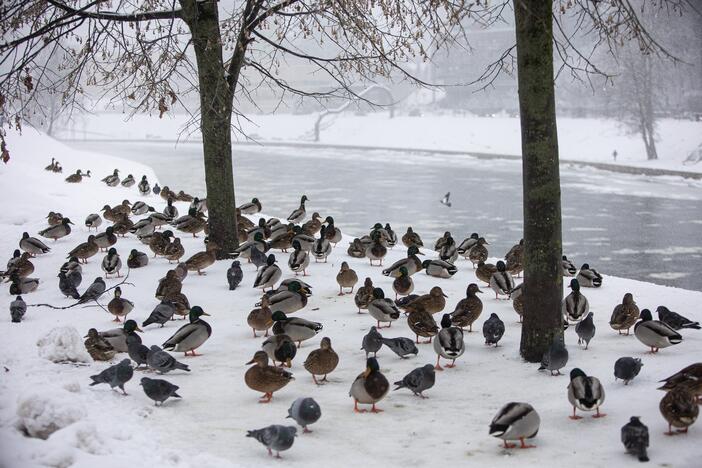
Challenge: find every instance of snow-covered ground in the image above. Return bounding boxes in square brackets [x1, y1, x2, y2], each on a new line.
[1, 128, 701, 467]
[55, 112, 702, 174]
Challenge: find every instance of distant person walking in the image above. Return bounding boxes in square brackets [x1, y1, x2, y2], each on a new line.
[612, 150, 618, 162]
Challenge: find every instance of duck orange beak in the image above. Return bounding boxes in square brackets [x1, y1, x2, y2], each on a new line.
[285, 358, 292, 368]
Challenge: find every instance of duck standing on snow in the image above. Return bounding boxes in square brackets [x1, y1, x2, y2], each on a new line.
[401, 227, 423, 249]
[434, 314, 465, 370]
[656, 306, 700, 330]
[272, 311, 322, 348]
[382, 246, 424, 277]
[323, 216, 342, 245]
[288, 240, 310, 276]
[609, 293, 640, 335]
[163, 197, 179, 220]
[19, 232, 50, 256]
[621, 417, 649, 462]
[393, 364, 435, 398]
[489, 261, 514, 299]
[303, 337, 339, 385]
[505, 239, 524, 277]
[365, 230, 387, 266]
[468, 237, 489, 268]
[101, 247, 122, 278]
[101, 168, 120, 186]
[368, 288, 401, 328]
[575, 312, 596, 349]
[94, 226, 117, 252]
[162, 306, 212, 356]
[302, 212, 322, 236]
[39, 218, 73, 241]
[312, 226, 333, 263]
[434, 231, 452, 252]
[634, 309, 682, 353]
[567, 368, 606, 419]
[336, 261, 358, 295]
[489, 402, 541, 449]
[107, 287, 134, 322]
[450, 283, 484, 331]
[392, 267, 414, 299]
[163, 238, 185, 263]
[576, 263, 602, 287]
[265, 280, 308, 314]
[407, 308, 439, 344]
[347, 238, 366, 258]
[476, 261, 497, 285]
[483, 313, 505, 347]
[3, 250, 34, 279]
[659, 386, 699, 435]
[384, 223, 397, 248]
[287, 195, 308, 224]
[245, 350, 294, 403]
[422, 259, 457, 278]
[562, 279, 589, 324]
[614, 357, 643, 385]
[354, 277, 375, 314]
[138, 175, 150, 195]
[184, 241, 219, 275]
[85, 213, 102, 231]
[349, 357, 389, 413]
[254, 254, 282, 291]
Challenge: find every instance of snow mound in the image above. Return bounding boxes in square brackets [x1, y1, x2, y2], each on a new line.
[48, 422, 109, 456]
[37, 327, 92, 363]
[16, 393, 86, 439]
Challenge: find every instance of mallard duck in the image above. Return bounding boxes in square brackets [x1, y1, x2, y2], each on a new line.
[323, 216, 342, 245]
[457, 233, 479, 257]
[236, 208, 255, 230]
[660, 386, 698, 435]
[166, 292, 190, 319]
[102, 168, 120, 186]
[433, 231, 452, 252]
[392, 267, 414, 299]
[505, 239, 524, 277]
[239, 197, 262, 215]
[383, 223, 397, 248]
[476, 261, 497, 285]
[468, 237, 489, 267]
[489, 402, 540, 449]
[368, 288, 401, 328]
[155, 270, 182, 300]
[657, 306, 701, 330]
[2, 251, 34, 279]
[262, 334, 298, 367]
[438, 236, 458, 263]
[287, 195, 308, 224]
[303, 337, 339, 385]
[562, 278, 589, 324]
[562, 255, 577, 276]
[84, 328, 117, 361]
[245, 350, 294, 403]
[107, 287, 134, 322]
[567, 368, 606, 419]
[233, 232, 267, 261]
[137, 175, 150, 195]
[267, 227, 294, 252]
[291, 226, 315, 252]
[85, 213, 102, 231]
[112, 215, 134, 237]
[19, 232, 50, 256]
[44, 158, 56, 172]
[634, 309, 682, 353]
[422, 259, 457, 278]
[125, 249, 148, 270]
[101, 247, 122, 278]
[272, 311, 322, 347]
[163, 197, 179, 220]
[162, 306, 212, 356]
[129, 217, 156, 237]
[382, 246, 424, 277]
[9, 274, 39, 295]
[46, 211, 63, 226]
[577, 263, 602, 288]
[407, 308, 439, 344]
[347, 239, 365, 258]
[111, 199, 132, 218]
[248, 218, 272, 240]
[365, 230, 387, 266]
[288, 240, 310, 276]
[401, 227, 423, 248]
[65, 169, 84, 183]
[450, 283, 484, 331]
[301, 212, 322, 235]
[149, 230, 173, 257]
[354, 277, 375, 313]
[399, 286, 448, 315]
[369, 223, 390, 247]
[248, 296, 273, 337]
[434, 314, 465, 370]
[184, 241, 219, 275]
[254, 254, 282, 291]
[121, 174, 135, 187]
[489, 261, 514, 299]
[265, 280, 308, 314]
[66, 235, 99, 264]
[609, 293, 639, 334]
[174, 208, 207, 237]
[190, 197, 207, 214]
[98, 319, 142, 352]
[159, 185, 172, 200]
[349, 357, 389, 413]
[175, 190, 194, 202]
[94, 226, 117, 252]
[658, 363, 702, 400]
[312, 226, 332, 263]
[336, 261, 358, 295]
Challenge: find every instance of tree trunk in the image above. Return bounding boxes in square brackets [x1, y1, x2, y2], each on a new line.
[180, 0, 238, 257]
[514, 0, 564, 362]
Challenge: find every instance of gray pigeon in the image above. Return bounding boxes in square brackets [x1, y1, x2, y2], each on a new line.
[287, 397, 321, 433]
[227, 261, 244, 290]
[250, 245, 267, 270]
[77, 277, 106, 304]
[147, 345, 190, 374]
[142, 300, 176, 328]
[381, 337, 418, 358]
[140, 377, 181, 406]
[656, 306, 700, 330]
[482, 313, 505, 347]
[614, 357, 643, 385]
[10, 295, 26, 323]
[127, 334, 150, 369]
[58, 272, 80, 299]
[538, 337, 568, 376]
[621, 416, 649, 462]
[393, 364, 435, 397]
[361, 326, 383, 358]
[246, 425, 297, 458]
[575, 312, 596, 349]
[89, 359, 134, 394]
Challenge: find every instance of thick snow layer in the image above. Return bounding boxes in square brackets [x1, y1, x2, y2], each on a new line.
[16, 391, 86, 439]
[36, 327, 92, 364]
[1, 128, 701, 467]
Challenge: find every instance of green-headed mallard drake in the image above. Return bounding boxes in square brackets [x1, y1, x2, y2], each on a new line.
[365, 230, 387, 266]
[433, 231, 451, 252]
[184, 241, 219, 275]
[84, 328, 117, 361]
[262, 334, 298, 368]
[2, 251, 34, 279]
[422, 259, 457, 278]
[660, 386, 699, 435]
[392, 266, 414, 299]
[248, 218, 272, 240]
[9, 274, 39, 295]
[108, 286, 134, 322]
[468, 237, 489, 267]
[245, 350, 294, 403]
[46, 211, 64, 226]
[384, 223, 397, 248]
[433, 314, 465, 370]
[562, 255, 577, 276]
[489, 261, 514, 300]
[288, 240, 310, 276]
[350, 357, 389, 413]
[576, 263, 602, 288]
[457, 232, 479, 257]
[98, 319, 142, 353]
[163, 238, 184, 263]
[567, 368, 606, 419]
[368, 288, 400, 328]
[84, 213, 102, 231]
[65, 169, 84, 183]
[156, 271, 183, 301]
[563, 278, 589, 324]
[450, 283, 484, 331]
[347, 238, 366, 258]
[101, 168, 120, 186]
[302, 212, 322, 236]
[399, 286, 447, 315]
[312, 226, 332, 263]
[287, 195, 308, 224]
[137, 175, 150, 195]
[402, 227, 423, 249]
[303, 337, 339, 385]
[635, 309, 682, 353]
[265, 280, 308, 314]
[659, 363, 702, 401]
[272, 311, 322, 347]
[101, 247, 122, 278]
[476, 261, 497, 285]
[126, 249, 149, 269]
[94, 226, 117, 252]
[162, 306, 212, 356]
[438, 236, 458, 263]
[609, 292, 639, 334]
[163, 197, 179, 220]
[505, 239, 524, 277]
[382, 245, 424, 277]
[67, 235, 99, 264]
[489, 402, 541, 449]
[149, 230, 173, 257]
[233, 232, 267, 261]
[19, 232, 50, 256]
[292, 226, 315, 252]
[254, 254, 282, 291]
[120, 174, 135, 187]
[248, 295, 273, 338]
[336, 261, 358, 295]
[239, 197, 262, 215]
[407, 308, 439, 344]
[354, 277, 375, 314]
[323, 216, 342, 245]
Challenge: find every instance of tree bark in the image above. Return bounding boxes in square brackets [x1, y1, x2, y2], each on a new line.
[514, 0, 564, 362]
[180, 0, 238, 256]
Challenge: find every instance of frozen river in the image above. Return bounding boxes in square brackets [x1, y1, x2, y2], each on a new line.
[68, 141, 702, 291]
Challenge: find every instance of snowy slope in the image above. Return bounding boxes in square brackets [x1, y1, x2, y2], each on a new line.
[1, 128, 701, 468]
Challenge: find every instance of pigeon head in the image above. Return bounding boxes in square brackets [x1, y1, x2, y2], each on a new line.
[231, 260, 240, 267]
[272, 311, 288, 322]
[139, 377, 153, 387]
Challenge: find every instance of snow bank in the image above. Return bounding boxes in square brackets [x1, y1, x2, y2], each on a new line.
[16, 391, 86, 439]
[37, 327, 92, 363]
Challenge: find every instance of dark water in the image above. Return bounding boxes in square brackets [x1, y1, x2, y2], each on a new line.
[68, 141, 702, 291]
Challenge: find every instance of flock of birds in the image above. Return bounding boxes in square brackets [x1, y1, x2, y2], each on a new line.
[2, 159, 701, 461]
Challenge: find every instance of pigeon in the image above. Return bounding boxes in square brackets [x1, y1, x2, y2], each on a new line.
[381, 336, 418, 359]
[439, 192, 451, 207]
[227, 261, 244, 290]
[58, 272, 80, 299]
[10, 295, 26, 323]
[287, 397, 321, 433]
[147, 345, 190, 374]
[361, 326, 383, 358]
[246, 425, 297, 458]
[393, 364, 436, 398]
[483, 313, 505, 347]
[127, 334, 150, 369]
[575, 312, 596, 349]
[89, 359, 134, 395]
[614, 357, 644, 385]
[153, 183, 161, 195]
[142, 300, 176, 328]
[656, 306, 700, 330]
[77, 277, 106, 304]
[621, 416, 649, 462]
[140, 377, 181, 406]
[250, 244, 268, 270]
[538, 337, 568, 376]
